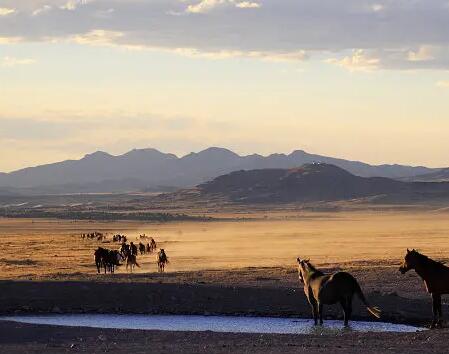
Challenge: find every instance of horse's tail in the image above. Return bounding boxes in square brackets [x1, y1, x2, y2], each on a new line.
[354, 279, 381, 319]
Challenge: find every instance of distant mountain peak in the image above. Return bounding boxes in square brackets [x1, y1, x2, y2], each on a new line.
[82, 151, 112, 160]
[198, 147, 239, 156]
[121, 148, 177, 159]
[182, 147, 240, 160]
[289, 149, 307, 156]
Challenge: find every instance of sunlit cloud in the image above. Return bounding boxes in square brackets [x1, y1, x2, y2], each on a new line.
[235, 2, 260, 9]
[60, 0, 93, 11]
[0, 37, 23, 44]
[32, 5, 52, 16]
[186, 0, 226, 13]
[327, 50, 379, 72]
[0, 56, 36, 67]
[186, 0, 260, 13]
[0, 7, 15, 16]
[408, 46, 436, 62]
[436, 80, 449, 88]
[71, 29, 124, 46]
[370, 3, 384, 12]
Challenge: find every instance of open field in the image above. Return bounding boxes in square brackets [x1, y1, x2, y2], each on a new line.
[1, 211, 449, 353]
[1, 211, 449, 278]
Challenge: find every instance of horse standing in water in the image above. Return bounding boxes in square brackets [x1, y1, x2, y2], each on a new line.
[297, 258, 381, 326]
[399, 249, 449, 328]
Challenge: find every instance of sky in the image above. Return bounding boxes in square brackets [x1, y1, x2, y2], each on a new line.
[0, 0, 449, 172]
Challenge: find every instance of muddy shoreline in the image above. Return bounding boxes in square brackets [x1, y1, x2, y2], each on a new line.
[0, 275, 440, 326]
[1, 267, 448, 353]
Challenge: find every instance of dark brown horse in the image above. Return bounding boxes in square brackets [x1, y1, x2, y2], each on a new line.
[157, 249, 169, 273]
[399, 249, 449, 328]
[297, 258, 381, 326]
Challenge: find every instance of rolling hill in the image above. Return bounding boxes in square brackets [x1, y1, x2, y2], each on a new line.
[401, 168, 449, 182]
[190, 163, 449, 203]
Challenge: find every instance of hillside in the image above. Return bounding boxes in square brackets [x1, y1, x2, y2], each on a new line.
[401, 168, 449, 182]
[192, 163, 449, 203]
[0, 147, 442, 195]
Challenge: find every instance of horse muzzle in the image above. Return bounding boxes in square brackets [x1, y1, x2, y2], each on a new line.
[399, 266, 408, 274]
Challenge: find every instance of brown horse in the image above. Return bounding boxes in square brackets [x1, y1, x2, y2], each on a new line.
[399, 249, 449, 328]
[297, 258, 381, 326]
[125, 253, 140, 273]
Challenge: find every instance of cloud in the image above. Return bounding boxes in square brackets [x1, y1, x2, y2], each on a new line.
[0, 57, 36, 67]
[0, 37, 23, 44]
[60, 0, 92, 11]
[436, 81, 449, 88]
[32, 5, 52, 16]
[0, 0, 449, 70]
[235, 2, 260, 9]
[186, 0, 226, 13]
[71, 29, 124, 46]
[0, 7, 15, 16]
[186, 0, 260, 13]
[327, 50, 379, 72]
[408, 46, 436, 62]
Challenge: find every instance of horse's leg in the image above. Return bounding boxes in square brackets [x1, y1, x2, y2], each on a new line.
[310, 303, 318, 325]
[339, 299, 348, 326]
[318, 302, 323, 325]
[343, 297, 353, 327]
[431, 293, 440, 328]
[436, 293, 443, 327]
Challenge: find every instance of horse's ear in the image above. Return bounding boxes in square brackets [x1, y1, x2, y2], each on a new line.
[296, 257, 301, 263]
[407, 248, 410, 253]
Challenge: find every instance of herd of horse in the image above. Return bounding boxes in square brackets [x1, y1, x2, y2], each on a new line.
[297, 249, 449, 329]
[81, 231, 106, 241]
[86, 232, 169, 274]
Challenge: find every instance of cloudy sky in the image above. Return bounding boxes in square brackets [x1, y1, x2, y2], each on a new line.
[1, 0, 448, 171]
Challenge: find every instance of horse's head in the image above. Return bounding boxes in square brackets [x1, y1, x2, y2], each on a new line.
[399, 248, 419, 274]
[296, 257, 310, 283]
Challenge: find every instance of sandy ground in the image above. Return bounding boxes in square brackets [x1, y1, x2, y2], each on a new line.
[1, 212, 449, 353]
[1, 211, 449, 277]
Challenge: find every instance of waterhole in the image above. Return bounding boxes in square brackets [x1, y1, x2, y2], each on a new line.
[0, 314, 424, 334]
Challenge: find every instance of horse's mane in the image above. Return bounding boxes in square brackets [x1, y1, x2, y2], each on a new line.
[305, 261, 324, 276]
[413, 250, 447, 270]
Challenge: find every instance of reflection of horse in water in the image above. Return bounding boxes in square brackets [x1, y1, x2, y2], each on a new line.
[400, 249, 449, 328]
[297, 258, 381, 326]
[157, 249, 169, 273]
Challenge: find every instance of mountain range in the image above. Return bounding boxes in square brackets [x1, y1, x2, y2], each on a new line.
[0, 147, 444, 195]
